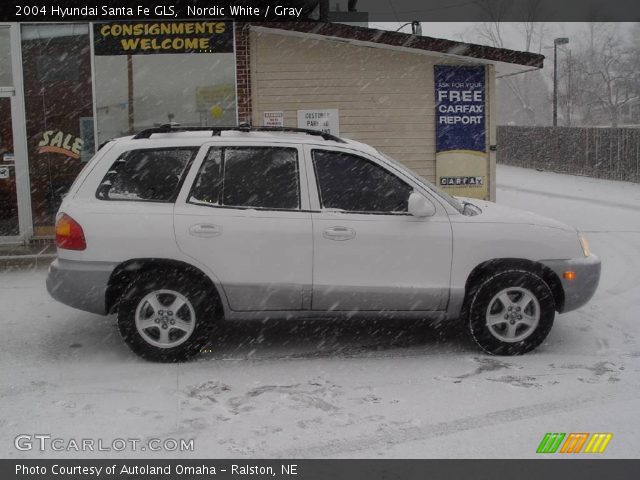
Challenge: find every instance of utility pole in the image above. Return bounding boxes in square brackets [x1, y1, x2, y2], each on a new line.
[553, 37, 569, 127]
[567, 49, 572, 126]
[127, 54, 134, 134]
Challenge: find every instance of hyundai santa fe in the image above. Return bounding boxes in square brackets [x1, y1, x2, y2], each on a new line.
[46, 125, 601, 361]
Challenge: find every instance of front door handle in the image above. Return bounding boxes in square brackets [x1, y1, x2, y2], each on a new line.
[323, 226, 356, 241]
[189, 223, 222, 238]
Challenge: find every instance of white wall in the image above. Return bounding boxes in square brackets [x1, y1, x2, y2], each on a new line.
[250, 30, 438, 180]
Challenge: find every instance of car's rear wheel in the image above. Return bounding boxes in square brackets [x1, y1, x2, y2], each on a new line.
[117, 270, 219, 362]
[467, 269, 555, 355]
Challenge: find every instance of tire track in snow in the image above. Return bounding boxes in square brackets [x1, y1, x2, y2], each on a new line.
[273, 392, 614, 457]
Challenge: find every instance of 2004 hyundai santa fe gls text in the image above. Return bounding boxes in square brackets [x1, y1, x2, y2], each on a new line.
[46, 125, 601, 362]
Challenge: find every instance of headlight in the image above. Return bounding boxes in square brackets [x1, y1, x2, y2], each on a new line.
[579, 233, 591, 257]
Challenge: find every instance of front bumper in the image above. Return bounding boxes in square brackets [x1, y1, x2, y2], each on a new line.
[541, 254, 601, 313]
[46, 258, 117, 315]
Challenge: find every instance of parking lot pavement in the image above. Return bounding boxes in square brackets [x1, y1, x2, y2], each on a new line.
[1, 165, 639, 458]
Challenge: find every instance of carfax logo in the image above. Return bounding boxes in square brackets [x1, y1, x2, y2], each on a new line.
[536, 432, 613, 454]
[439, 176, 484, 186]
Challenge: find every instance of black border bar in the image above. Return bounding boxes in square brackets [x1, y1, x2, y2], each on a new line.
[3, 459, 640, 480]
[4, 0, 640, 22]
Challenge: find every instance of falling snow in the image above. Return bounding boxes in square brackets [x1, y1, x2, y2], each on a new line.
[1, 164, 639, 458]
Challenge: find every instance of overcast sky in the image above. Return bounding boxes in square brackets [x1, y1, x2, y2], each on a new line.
[368, 21, 636, 78]
[369, 22, 616, 51]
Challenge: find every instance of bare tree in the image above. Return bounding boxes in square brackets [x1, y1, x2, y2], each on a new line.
[472, 0, 546, 52]
[463, 0, 550, 125]
[573, 23, 638, 127]
[556, 47, 580, 126]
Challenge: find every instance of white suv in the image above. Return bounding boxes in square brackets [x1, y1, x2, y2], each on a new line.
[46, 125, 600, 361]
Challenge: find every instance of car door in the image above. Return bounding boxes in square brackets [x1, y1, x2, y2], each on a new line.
[174, 142, 312, 312]
[306, 146, 453, 311]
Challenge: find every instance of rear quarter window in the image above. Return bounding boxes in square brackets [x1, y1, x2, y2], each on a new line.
[96, 147, 198, 202]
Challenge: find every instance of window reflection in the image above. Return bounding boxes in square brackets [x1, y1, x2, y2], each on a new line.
[21, 24, 93, 235]
[94, 49, 236, 144]
[0, 27, 13, 86]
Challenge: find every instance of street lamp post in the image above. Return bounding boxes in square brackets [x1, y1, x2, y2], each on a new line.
[553, 37, 569, 127]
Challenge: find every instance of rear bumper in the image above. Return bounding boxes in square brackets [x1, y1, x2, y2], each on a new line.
[541, 254, 601, 313]
[46, 258, 117, 315]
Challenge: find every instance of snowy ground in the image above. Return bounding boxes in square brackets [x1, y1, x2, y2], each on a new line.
[1, 164, 640, 459]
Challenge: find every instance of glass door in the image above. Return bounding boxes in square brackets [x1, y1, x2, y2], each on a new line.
[0, 95, 19, 237]
[1, 24, 29, 243]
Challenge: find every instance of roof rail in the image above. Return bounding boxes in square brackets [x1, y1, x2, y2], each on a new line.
[243, 126, 345, 143]
[132, 124, 222, 139]
[132, 124, 345, 143]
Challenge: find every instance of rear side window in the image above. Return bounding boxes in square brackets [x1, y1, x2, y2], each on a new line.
[189, 147, 300, 210]
[312, 150, 412, 213]
[96, 147, 198, 202]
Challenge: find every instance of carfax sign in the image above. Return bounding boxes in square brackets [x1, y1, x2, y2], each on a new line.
[435, 65, 488, 199]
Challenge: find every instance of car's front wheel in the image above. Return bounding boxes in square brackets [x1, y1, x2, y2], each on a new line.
[467, 269, 555, 355]
[117, 270, 219, 362]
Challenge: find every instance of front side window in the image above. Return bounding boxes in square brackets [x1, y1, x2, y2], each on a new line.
[190, 147, 300, 210]
[379, 152, 463, 213]
[312, 150, 413, 213]
[96, 147, 197, 202]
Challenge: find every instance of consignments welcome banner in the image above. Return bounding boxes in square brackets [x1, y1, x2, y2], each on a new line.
[93, 21, 234, 55]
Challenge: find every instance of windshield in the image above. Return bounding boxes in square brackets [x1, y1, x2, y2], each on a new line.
[379, 152, 465, 213]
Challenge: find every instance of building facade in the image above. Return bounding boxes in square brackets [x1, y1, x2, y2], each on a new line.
[0, 21, 542, 244]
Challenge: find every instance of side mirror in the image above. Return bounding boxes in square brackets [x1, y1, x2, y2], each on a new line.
[408, 192, 436, 218]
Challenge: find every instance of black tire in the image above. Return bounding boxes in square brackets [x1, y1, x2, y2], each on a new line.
[467, 269, 555, 355]
[117, 269, 220, 362]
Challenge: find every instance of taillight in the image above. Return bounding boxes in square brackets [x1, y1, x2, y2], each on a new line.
[55, 213, 86, 250]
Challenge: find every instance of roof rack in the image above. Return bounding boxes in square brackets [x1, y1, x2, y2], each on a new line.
[132, 124, 345, 143]
[132, 124, 223, 139]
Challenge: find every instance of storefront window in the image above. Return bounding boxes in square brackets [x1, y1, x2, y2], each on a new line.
[0, 27, 13, 86]
[93, 21, 236, 144]
[21, 24, 94, 236]
[0, 97, 18, 236]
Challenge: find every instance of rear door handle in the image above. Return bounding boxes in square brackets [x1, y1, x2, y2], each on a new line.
[323, 226, 356, 241]
[189, 223, 222, 238]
